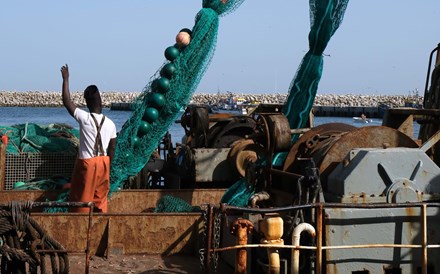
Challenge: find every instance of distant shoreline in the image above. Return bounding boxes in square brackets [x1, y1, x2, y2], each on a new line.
[0, 91, 423, 108]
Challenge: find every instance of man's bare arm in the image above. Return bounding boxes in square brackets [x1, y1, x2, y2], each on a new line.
[61, 64, 77, 116]
[108, 138, 116, 164]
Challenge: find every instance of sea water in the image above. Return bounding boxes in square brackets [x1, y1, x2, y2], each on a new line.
[0, 107, 420, 142]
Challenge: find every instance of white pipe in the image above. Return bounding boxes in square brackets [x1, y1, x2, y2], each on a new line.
[267, 248, 280, 274]
[249, 191, 270, 208]
[291, 223, 316, 274]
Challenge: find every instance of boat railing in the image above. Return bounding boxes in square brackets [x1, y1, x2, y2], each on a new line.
[203, 202, 440, 274]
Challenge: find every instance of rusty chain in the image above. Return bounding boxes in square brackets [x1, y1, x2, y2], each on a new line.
[199, 204, 208, 272]
[212, 211, 222, 273]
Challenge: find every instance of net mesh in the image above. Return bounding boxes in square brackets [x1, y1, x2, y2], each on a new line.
[109, 0, 245, 195]
[10, 1, 350, 213]
[0, 123, 79, 155]
[283, 0, 349, 138]
[220, 178, 255, 207]
[154, 195, 200, 213]
[0, 123, 78, 194]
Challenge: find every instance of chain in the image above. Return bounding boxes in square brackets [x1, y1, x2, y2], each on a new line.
[212, 211, 222, 273]
[199, 204, 208, 272]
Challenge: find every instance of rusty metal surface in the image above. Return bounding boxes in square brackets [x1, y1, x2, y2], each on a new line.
[326, 148, 440, 202]
[108, 189, 226, 213]
[0, 189, 226, 213]
[107, 213, 202, 255]
[230, 219, 253, 274]
[324, 206, 440, 273]
[397, 114, 414, 137]
[382, 108, 415, 138]
[0, 190, 64, 211]
[228, 139, 255, 161]
[31, 214, 102, 254]
[282, 125, 419, 189]
[228, 139, 265, 177]
[194, 148, 236, 183]
[209, 117, 256, 148]
[32, 213, 202, 255]
[265, 114, 292, 152]
[283, 123, 356, 173]
[420, 129, 440, 152]
[319, 126, 419, 182]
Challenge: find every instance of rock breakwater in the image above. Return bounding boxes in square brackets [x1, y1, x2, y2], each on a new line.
[0, 91, 423, 108]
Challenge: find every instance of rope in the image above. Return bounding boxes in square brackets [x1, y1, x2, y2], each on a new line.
[10, 201, 32, 232]
[0, 203, 69, 273]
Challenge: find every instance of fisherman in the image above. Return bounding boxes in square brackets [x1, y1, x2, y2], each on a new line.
[60, 64, 117, 213]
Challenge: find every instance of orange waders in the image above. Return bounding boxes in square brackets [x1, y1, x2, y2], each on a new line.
[69, 115, 110, 213]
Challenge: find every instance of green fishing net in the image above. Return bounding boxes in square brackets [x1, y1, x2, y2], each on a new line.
[220, 177, 255, 207]
[28, 0, 351, 213]
[0, 123, 79, 154]
[283, 0, 349, 138]
[154, 195, 200, 213]
[109, 0, 245, 195]
[219, 0, 350, 207]
[13, 176, 70, 190]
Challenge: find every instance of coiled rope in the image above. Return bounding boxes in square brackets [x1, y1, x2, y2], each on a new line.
[0, 201, 69, 274]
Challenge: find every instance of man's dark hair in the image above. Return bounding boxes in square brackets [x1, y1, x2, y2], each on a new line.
[84, 85, 102, 111]
[84, 85, 99, 99]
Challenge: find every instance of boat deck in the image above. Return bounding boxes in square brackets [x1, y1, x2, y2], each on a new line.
[68, 254, 233, 274]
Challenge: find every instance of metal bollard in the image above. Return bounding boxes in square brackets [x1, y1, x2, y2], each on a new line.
[230, 218, 254, 274]
[260, 215, 284, 274]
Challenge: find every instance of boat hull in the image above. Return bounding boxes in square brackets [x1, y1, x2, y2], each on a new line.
[0, 189, 226, 255]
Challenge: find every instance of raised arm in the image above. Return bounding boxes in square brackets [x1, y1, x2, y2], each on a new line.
[61, 64, 77, 116]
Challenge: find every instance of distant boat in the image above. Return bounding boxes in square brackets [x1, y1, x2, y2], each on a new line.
[353, 116, 373, 123]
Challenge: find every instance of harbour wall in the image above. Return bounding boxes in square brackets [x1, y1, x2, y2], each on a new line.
[110, 103, 385, 118]
[312, 106, 384, 118]
[0, 91, 422, 117]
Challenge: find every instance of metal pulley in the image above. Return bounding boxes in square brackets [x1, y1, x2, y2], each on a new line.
[256, 114, 292, 152]
[228, 139, 265, 177]
[283, 124, 420, 188]
[283, 123, 357, 174]
[209, 116, 257, 148]
[180, 105, 210, 148]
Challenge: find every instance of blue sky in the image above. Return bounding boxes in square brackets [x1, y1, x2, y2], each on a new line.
[0, 0, 438, 95]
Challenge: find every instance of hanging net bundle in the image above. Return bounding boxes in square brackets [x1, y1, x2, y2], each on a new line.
[109, 0, 245, 195]
[221, 0, 350, 206]
[282, 0, 349, 139]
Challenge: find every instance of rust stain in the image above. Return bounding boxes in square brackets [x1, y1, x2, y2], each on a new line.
[32, 213, 202, 255]
[404, 207, 417, 241]
[405, 207, 415, 217]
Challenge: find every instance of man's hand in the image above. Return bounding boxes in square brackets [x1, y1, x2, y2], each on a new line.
[61, 63, 76, 116]
[61, 64, 69, 80]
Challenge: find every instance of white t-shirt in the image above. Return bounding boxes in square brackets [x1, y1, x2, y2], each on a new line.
[74, 108, 117, 159]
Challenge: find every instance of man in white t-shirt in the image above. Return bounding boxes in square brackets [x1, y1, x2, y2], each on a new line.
[61, 64, 117, 213]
